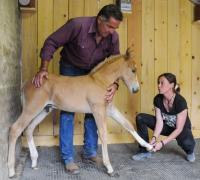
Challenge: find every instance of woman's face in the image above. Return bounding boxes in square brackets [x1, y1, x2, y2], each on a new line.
[158, 76, 174, 94]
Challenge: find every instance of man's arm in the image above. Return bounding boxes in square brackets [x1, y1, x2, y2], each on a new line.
[32, 19, 79, 88]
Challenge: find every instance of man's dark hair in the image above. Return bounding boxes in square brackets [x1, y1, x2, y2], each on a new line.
[97, 4, 123, 21]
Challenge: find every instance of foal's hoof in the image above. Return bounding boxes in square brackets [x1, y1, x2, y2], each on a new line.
[9, 174, 17, 179]
[146, 144, 153, 152]
[8, 169, 15, 178]
[108, 172, 120, 177]
[32, 166, 38, 170]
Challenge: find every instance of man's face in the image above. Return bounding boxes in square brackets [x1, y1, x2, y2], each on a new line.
[97, 16, 121, 38]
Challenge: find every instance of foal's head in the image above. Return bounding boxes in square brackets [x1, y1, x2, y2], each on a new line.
[121, 47, 139, 93]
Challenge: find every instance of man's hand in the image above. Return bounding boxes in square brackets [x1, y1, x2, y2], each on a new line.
[104, 83, 118, 103]
[32, 70, 48, 88]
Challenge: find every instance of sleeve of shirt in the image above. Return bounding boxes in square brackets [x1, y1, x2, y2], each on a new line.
[176, 95, 188, 114]
[153, 95, 160, 109]
[40, 19, 81, 61]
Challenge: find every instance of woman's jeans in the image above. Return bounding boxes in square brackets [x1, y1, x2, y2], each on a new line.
[136, 113, 195, 154]
[59, 63, 98, 165]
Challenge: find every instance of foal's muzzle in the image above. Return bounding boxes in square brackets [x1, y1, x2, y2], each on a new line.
[132, 87, 139, 93]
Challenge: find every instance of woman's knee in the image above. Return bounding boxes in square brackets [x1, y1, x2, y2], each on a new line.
[136, 113, 146, 124]
[177, 135, 195, 153]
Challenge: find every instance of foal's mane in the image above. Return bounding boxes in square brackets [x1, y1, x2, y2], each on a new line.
[90, 54, 123, 74]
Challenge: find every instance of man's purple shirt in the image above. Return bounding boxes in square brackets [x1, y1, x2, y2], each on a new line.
[40, 16, 120, 70]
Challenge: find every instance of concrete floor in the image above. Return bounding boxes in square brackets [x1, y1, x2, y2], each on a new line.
[16, 139, 200, 180]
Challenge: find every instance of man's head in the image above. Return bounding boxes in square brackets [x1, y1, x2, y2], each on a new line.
[97, 4, 123, 38]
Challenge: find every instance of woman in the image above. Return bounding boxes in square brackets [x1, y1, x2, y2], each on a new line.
[132, 73, 195, 162]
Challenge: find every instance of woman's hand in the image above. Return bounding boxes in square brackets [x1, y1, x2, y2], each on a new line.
[153, 141, 163, 152]
[32, 70, 48, 88]
[150, 137, 157, 146]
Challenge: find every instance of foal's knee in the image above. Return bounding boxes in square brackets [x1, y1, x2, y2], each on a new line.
[24, 127, 33, 139]
[9, 125, 19, 141]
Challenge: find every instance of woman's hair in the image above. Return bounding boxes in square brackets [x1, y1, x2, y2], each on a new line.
[97, 4, 123, 21]
[158, 73, 180, 93]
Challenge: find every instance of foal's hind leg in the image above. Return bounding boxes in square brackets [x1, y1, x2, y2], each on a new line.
[24, 108, 52, 169]
[107, 105, 153, 151]
[8, 111, 40, 178]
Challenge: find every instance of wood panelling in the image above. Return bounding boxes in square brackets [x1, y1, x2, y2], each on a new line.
[127, 0, 142, 128]
[167, 0, 180, 81]
[21, 0, 200, 147]
[179, 0, 192, 113]
[191, 22, 200, 130]
[154, 0, 168, 91]
[21, 13, 37, 82]
[36, 0, 54, 136]
[141, 0, 155, 114]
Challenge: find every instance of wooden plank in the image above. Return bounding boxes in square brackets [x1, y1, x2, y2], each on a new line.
[97, 0, 114, 10]
[68, 0, 84, 18]
[179, 0, 192, 113]
[53, 0, 69, 75]
[84, 0, 98, 16]
[116, 18, 127, 54]
[21, 12, 38, 83]
[167, 0, 180, 81]
[154, 0, 168, 92]
[191, 22, 200, 130]
[37, 0, 54, 135]
[141, 0, 155, 114]
[37, 0, 54, 71]
[127, 0, 142, 127]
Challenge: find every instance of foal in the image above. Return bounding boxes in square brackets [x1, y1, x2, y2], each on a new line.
[8, 47, 152, 177]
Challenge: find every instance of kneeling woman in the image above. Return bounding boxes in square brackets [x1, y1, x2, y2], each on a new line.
[132, 73, 195, 162]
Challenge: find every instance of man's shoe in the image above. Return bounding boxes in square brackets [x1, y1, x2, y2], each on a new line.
[82, 155, 103, 167]
[65, 162, 80, 175]
[132, 152, 152, 161]
[186, 152, 195, 162]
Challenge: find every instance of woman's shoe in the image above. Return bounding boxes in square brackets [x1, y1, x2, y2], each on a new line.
[186, 152, 195, 162]
[132, 152, 152, 161]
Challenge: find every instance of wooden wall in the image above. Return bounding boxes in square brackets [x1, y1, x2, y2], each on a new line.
[21, 0, 200, 147]
[140, 0, 200, 138]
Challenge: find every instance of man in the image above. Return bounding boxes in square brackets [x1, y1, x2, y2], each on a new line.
[32, 4, 123, 175]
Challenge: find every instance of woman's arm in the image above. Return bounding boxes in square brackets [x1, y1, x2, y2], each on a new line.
[153, 109, 187, 152]
[162, 109, 187, 145]
[153, 107, 164, 138]
[149, 107, 163, 145]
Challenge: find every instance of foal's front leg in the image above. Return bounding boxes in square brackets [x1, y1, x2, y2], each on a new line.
[90, 104, 114, 175]
[107, 105, 153, 151]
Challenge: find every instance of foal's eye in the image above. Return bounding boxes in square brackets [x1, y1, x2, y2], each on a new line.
[132, 69, 136, 73]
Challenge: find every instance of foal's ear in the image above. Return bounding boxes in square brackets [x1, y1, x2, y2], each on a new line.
[125, 45, 134, 60]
